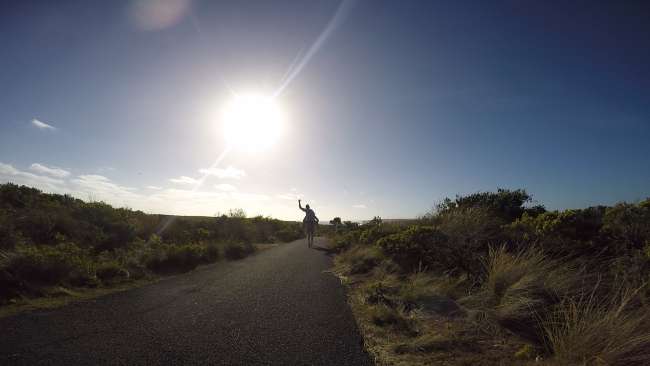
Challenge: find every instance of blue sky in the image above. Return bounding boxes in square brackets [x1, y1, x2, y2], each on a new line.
[1, 0, 649, 220]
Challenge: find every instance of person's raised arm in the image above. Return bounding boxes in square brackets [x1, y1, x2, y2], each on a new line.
[298, 199, 306, 212]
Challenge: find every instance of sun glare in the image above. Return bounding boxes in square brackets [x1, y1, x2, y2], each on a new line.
[221, 94, 286, 152]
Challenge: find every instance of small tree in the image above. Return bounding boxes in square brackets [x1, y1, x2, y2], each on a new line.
[343, 221, 359, 230]
[228, 208, 246, 219]
[330, 217, 342, 232]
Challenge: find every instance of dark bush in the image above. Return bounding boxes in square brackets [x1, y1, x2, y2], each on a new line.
[224, 242, 255, 260]
[96, 261, 128, 283]
[203, 243, 220, 263]
[6, 243, 93, 285]
[506, 207, 607, 258]
[0, 183, 309, 303]
[0, 210, 21, 249]
[377, 226, 448, 271]
[15, 210, 57, 244]
[274, 227, 303, 242]
[0, 267, 22, 303]
[329, 230, 362, 253]
[602, 201, 650, 252]
[359, 224, 398, 245]
[145, 244, 204, 273]
[435, 188, 534, 222]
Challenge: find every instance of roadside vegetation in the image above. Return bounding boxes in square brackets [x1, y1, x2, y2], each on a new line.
[0, 183, 303, 307]
[329, 189, 650, 365]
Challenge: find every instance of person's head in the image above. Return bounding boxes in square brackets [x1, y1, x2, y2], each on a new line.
[306, 204, 310, 209]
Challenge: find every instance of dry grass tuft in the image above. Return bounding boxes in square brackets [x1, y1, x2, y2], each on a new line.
[463, 245, 584, 341]
[542, 286, 650, 366]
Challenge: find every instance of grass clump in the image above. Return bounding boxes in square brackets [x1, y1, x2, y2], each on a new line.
[542, 287, 650, 366]
[336, 245, 385, 275]
[368, 303, 418, 335]
[462, 245, 582, 341]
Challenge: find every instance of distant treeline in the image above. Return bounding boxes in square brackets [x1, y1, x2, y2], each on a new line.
[0, 183, 303, 304]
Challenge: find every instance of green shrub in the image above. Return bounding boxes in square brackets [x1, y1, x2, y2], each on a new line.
[329, 230, 361, 253]
[145, 244, 204, 273]
[359, 224, 398, 245]
[6, 243, 94, 286]
[224, 241, 255, 260]
[337, 245, 385, 275]
[274, 227, 302, 242]
[436, 207, 506, 276]
[123, 258, 147, 280]
[433, 188, 535, 222]
[202, 243, 220, 263]
[0, 210, 21, 249]
[376, 226, 448, 272]
[0, 260, 22, 303]
[506, 208, 606, 257]
[96, 261, 128, 283]
[603, 202, 650, 252]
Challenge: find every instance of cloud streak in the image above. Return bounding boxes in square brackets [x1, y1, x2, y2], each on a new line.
[31, 118, 56, 130]
[0, 162, 65, 191]
[0, 162, 312, 219]
[29, 163, 70, 178]
[199, 166, 246, 180]
[277, 192, 302, 200]
[169, 176, 199, 185]
[214, 183, 237, 192]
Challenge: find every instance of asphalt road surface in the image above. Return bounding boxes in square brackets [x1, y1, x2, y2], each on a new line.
[0, 238, 373, 365]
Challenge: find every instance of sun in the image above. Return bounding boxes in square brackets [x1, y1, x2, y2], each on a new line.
[221, 93, 286, 152]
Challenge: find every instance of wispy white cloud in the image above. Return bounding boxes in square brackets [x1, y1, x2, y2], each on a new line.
[0, 162, 287, 218]
[31, 118, 56, 130]
[352, 204, 367, 209]
[29, 163, 70, 178]
[169, 176, 199, 185]
[231, 192, 271, 201]
[148, 188, 229, 202]
[199, 166, 246, 180]
[276, 192, 301, 200]
[0, 162, 66, 191]
[214, 183, 237, 192]
[71, 175, 139, 203]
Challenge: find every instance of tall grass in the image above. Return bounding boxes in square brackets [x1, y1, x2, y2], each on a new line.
[542, 286, 650, 366]
[464, 245, 583, 340]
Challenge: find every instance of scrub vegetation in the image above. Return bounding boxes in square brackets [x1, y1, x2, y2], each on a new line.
[0, 183, 303, 307]
[329, 189, 650, 365]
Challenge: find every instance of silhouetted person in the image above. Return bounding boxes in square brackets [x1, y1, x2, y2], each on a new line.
[298, 199, 319, 248]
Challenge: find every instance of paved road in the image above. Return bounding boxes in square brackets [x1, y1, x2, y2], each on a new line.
[0, 238, 373, 365]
